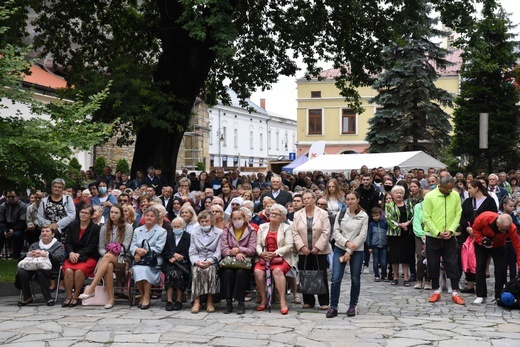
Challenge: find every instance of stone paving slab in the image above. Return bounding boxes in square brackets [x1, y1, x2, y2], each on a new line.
[1, 265, 520, 346]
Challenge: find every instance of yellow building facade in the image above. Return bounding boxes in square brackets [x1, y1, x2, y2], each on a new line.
[296, 63, 461, 156]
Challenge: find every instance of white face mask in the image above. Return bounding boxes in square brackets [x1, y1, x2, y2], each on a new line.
[233, 220, 244, 229]
[200, 225, 211, 232]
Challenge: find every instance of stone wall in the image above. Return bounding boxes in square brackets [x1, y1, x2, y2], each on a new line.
[94, 134, 136, 172]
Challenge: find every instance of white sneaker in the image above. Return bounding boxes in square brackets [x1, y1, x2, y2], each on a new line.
[473, 297, 485, 305]
[363, 266, 369, 274]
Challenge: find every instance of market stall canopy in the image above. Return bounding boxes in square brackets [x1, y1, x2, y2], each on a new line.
[282, 155, 308, 174]
[292, 151, 446, 173]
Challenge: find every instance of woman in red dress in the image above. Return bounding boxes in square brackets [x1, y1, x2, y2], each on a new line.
[254, 203, 295, 315]
[61, 206, 100, 307]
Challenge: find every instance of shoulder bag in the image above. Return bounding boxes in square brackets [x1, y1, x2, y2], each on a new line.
[134, 239, 158, 267]
[18, 256, 52, 271]
[219, 228, 253, 269]
[297, 255, 327, 295]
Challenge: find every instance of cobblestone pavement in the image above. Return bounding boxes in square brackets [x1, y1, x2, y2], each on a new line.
[1, 269, 519, 347]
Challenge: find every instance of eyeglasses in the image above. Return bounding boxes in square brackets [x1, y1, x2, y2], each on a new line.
[119, 199, 129, 203]
[270, 212, 282, 217]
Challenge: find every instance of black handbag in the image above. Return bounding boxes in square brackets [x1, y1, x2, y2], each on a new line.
[134, 239, 158, 267]
[297, 255, 327, 295]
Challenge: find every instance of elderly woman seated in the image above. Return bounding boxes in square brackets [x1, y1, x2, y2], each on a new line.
[162, 217, 191, 311]
[254, 203, 295, 315]
[16, 225, 65, 306]
[220, 209, 257, 314]
[130, 206, 167, 309]
[189, 210, 222, 313]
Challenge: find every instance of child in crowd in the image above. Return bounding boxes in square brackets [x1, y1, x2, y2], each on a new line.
[367, 207, 388, 282]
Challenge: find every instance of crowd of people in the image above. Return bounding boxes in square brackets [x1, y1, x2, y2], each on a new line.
[3, 164, 520, 316]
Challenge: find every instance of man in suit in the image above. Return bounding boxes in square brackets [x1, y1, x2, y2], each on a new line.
[142, 166, 161, 195]
[259, 175, 292, 211]
[488, 173, 508, 208]
[160, 186, 175, 221]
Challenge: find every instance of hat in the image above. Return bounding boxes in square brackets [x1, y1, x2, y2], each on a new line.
[501, 292, 516, 306]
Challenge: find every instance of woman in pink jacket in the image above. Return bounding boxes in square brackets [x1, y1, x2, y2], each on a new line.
[292, 190, 331, 310]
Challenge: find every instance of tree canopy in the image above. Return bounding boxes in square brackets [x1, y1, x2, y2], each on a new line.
[21, 0, 479, 180]
[451, 1, 520, 172]
[366, 0, 454, 157]
[0, 2, 113, 192]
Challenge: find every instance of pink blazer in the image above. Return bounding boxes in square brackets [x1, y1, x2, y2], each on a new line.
[292, 207, 331, 255]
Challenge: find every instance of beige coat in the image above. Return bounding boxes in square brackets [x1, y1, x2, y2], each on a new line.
[292, 207, 331, 255]
[257, 222, 296, 267]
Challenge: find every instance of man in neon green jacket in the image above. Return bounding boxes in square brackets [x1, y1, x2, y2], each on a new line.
[422, 174, 464, 305]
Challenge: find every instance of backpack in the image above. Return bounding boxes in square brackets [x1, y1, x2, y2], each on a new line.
[496, 277, 520, 309]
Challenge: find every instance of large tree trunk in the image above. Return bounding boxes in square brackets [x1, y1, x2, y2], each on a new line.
[131, 0, 218, 184]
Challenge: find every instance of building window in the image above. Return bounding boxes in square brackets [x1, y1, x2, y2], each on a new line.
[342, 109, 356, 134]
[209, 125, 213, 145]
[260, 133, 263, 150]
[233, 156, 238, 166]
[222, 126, 227, 146]
[311, 91, 321, 98]
[234, 129, 238, 148]
[222, 155, 228, 168]
[250, 131, 254, 149]
[308, 109, 323, 135]
[268, 130, 271, 149]
[276, 131, 280, 150]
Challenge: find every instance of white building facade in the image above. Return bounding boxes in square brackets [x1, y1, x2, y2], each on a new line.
[208, 93, 297, 169]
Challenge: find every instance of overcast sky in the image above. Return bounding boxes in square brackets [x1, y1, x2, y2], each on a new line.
[250, 0, 520, 121]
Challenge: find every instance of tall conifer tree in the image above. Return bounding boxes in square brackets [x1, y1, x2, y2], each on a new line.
[451, 2, 520, 171]
[366, 0, 453, 157]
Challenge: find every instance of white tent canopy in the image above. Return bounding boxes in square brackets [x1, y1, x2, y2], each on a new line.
[292, 151, 446, 173]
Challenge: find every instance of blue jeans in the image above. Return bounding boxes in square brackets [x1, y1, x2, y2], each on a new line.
[372, 247, 387, 278]
[330, 246, 363, 308]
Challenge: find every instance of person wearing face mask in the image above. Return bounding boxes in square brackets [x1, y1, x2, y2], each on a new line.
[427, 174, 439, 190]
[162, 217, 191, 311]
[189, 210, 222, 313]
[91, 180, 118, 220]
[220, 209, 257, 314]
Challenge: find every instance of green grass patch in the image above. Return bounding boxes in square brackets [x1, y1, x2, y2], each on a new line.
[0, 259, 18, 283]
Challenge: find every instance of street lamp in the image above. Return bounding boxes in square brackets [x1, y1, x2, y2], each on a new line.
[216, 129, 225, 143]
[216, 128, 225, 167]
[281, 135, 288, 151]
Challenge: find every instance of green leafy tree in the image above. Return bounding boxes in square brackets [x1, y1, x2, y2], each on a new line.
[451, 2, 520, 171]
[116, 158, 130, 175]
[26, 0, 477, 181]
[0, 3, 112, 192]
[94, 157, 107, 179]
[366, 0, 453, 157]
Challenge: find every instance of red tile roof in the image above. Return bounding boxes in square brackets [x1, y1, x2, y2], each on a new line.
[23, 64, 67, 89]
